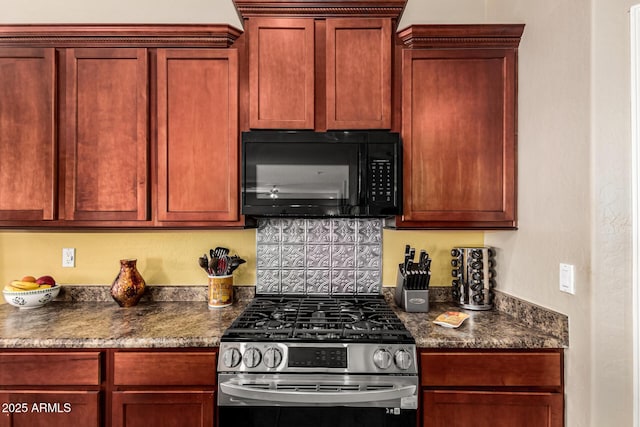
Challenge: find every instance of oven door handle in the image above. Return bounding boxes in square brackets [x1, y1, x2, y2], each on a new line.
[219, 382, 416, 404]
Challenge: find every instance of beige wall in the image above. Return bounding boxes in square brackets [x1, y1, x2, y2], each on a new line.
[484, 1, 594, 426]
[485, 0, 634, 426]
[1, 0, 635, 425]
[590, 0, 634, 425]
[0, 0, 243, 27]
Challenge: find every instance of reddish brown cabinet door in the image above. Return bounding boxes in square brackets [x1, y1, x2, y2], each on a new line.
[0, 391, 100, 427]
[64, 48, 149, 222]
[0, 48, 56, 222]
[399, 47, 518, 228]
[111, 391, 214, 427]
[156, 49, 239, 223]
[423, 390, 563, 427]
[248, 18, 315, 130]
[326, 18, 391, 130]
[246, 17, 391, 131]
[420, 350, 563, 427]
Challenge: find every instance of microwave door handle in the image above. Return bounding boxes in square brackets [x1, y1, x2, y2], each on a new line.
[219, 382, 416, 404]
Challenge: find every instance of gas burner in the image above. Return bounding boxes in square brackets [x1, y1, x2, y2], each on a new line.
[350, 320, 371, 331]
[309, 311, 327, 329]
[255, 319, 287, 329]
[221, 294, 415, 344]
[270, 309, 295, 321]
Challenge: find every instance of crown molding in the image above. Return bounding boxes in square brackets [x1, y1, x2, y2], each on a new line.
[0, 24, 243, 48]
[233, 0, 407, 19]
[398, 24, 525, 49]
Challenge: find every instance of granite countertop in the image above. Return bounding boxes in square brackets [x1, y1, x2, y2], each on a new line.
[0, 286, 568, 349]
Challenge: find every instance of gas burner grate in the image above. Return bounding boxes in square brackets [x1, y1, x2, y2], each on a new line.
[222, 294, 414, 343]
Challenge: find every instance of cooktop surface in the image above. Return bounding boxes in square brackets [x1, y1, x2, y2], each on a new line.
[221, 294, 414, 344]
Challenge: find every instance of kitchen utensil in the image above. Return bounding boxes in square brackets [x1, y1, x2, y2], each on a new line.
[208, 256, 218, 276]
[226, 256, 246, 275]
[217, 256, 229, 276]
[403, 244, 411, 273]
[214, 247, 229, 258]
[199, 248, 245, 277]
[396, 245, 432, 309]
[198, 255, 209, 274]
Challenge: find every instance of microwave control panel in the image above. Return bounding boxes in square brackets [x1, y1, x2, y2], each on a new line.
[369, 159, 394, 204]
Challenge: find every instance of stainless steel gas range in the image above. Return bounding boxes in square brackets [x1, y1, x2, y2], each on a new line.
[217, 294, 418, 427]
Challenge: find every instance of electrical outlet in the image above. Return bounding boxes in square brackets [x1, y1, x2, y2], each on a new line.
[559, 263, 575, 294]
[62, 248, 75, 268]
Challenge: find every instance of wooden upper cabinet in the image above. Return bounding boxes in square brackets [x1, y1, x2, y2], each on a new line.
[248, 18, 315, 129]
[245, 16, 392, 131]
[64, 48, 149, 222]
[0, 25, 243, 228]
[326, 18, 391, 130]
[0, 48, 56, 221]
[156, 49, 239, 223]
[396, 25, 524, 229]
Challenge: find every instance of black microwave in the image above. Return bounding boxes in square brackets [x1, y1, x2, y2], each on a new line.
[241, 131, 402, 217]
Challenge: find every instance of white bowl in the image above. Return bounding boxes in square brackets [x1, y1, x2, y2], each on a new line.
[3, 285, 61, 309]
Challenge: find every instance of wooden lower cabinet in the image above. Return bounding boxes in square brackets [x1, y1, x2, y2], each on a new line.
[111, 391, 214, 427]
[0, 351, 102, 427]
[0, 391, 100, 427]
[423, 390, 563, 427]
[110, 350, 217, 427]
[420, 349, 564, 427]
[0, 349, 218, 427]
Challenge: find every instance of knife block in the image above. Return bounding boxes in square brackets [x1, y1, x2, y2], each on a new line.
[395, 266, 429, 312]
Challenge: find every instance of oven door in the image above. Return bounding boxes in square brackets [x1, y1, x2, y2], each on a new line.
[242, 138, 362, 217]
[218, 374, 418, 427]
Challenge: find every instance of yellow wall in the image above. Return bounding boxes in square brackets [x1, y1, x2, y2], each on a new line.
[382, 229, 483, 286]
[1, 229, 482, 303]
[0, 230, 257, 287]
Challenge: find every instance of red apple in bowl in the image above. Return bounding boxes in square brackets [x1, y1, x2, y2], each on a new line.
[36, 275, 56, 286]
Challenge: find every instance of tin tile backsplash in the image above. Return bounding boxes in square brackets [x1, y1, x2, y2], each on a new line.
[256, 218, 382, 294]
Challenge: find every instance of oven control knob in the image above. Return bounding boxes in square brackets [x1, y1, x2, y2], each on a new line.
[263, 347, 283, 369]
[373, 349, 393, 370]
[243, 347, 262, 368]
[394, 349, 413, 370]
[222, 348, 242, 368]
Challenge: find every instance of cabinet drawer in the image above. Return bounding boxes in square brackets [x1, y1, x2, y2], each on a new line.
[420, 351, 562, 388]
[0, 352, 101, 386]
[113, 352, 217, 386]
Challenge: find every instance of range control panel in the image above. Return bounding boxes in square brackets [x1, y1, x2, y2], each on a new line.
[217, 342, 417, 375]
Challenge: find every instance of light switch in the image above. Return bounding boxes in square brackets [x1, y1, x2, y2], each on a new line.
[62, 248, 75, 268]
[559, 263, 575, 294]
